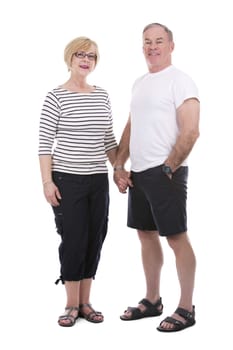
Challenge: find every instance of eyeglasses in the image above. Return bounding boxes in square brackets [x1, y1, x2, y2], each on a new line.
[74, 51, 97, 61]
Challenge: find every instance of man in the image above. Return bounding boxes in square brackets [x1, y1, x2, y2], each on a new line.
[114, 23, 200, 332]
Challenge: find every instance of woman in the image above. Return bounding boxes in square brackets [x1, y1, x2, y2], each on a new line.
[39, 36, 118, 327]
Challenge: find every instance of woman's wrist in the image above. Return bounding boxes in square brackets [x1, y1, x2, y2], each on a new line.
[42, 180, 53, 186]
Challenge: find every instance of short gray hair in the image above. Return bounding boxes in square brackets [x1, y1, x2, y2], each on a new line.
[143, 23, 173, 41]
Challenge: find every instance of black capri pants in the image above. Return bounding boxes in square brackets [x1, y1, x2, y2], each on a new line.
[127, 165, 188, 236]
[52, 171, 109, 282]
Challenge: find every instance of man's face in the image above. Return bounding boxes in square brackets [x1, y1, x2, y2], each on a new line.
[143, 25, 174, 72]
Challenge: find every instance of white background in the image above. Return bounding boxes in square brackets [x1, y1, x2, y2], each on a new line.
[0, 0, 232, 348]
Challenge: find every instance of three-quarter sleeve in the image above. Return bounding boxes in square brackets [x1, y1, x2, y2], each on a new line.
[104, 96, 118, 152]
[38, 92, 60, 155]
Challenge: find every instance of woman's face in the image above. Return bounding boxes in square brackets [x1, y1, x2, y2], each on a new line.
[70, 44, 97, 77]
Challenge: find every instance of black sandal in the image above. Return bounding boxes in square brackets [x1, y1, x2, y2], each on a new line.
[58, 307, 79, 327]
[120, 297, 163, 321]
[79, 303, 104, 323]
[157, 306, 195, 332]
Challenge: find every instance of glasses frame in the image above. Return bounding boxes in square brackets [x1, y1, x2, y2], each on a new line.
[74, 51, 97, 61]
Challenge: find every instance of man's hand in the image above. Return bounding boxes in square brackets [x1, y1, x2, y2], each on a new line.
[113, 169, 133, 193]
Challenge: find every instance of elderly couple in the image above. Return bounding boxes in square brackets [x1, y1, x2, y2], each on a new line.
[39, 22, 200, 332]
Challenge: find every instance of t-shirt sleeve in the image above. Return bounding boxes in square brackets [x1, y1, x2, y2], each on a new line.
[172, 73, 199, 109]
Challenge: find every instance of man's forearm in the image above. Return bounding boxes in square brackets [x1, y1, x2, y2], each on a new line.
[165, 98, 200, 172]
[165, 131, 199, 171]
[106, 147, 118, 166]
[114, 117, 131, 168]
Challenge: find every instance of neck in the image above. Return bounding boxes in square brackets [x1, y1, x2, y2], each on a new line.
[62, 76, 94, 92]
[69, 76, 87, 88]
[148, 62, 172, 73]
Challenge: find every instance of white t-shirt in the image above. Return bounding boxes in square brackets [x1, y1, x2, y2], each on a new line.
[129, 65, 199, 172]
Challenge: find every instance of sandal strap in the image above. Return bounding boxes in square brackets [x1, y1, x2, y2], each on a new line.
[65, 306, 79, 312]
[175, 306, 195, 321]
[85, 311, 102, 321]
[59, 314, 76, 321]
[139, 297, 162, 309]
[123, 297, 163, 319]
[160, 316, 184, 326]
[79, 304, 102, 314]
[79, 303, 92, 309]
[59, 307, 79, 322]
[79, 304, 103, 320]
[125, 306, 142, 318]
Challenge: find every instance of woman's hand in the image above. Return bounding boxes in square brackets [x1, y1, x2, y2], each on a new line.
[43, 181, 62, 206]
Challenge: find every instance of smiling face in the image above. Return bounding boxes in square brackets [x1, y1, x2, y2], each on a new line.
[64, 37, 99, 78]
[70, 44, 97, 77]
[143, 25, 174, 73]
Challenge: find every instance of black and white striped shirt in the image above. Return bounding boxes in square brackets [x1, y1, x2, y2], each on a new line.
[39, 86, 117, 175]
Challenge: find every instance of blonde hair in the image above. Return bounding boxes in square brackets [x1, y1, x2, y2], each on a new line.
[64, 36, 100, 70]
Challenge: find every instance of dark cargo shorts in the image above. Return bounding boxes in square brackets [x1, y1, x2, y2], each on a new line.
[127, 165, 188, 236]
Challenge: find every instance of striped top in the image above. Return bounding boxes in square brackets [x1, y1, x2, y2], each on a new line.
[39, 86, 117, 175]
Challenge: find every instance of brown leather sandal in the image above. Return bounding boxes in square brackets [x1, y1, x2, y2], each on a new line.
[120, 297, 163, 321]
[79, 303, 104, 323]
[157, 306, 196, 332]
[58, 306, 79, 327]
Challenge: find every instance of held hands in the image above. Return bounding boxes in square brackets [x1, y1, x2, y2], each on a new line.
[43, 181, 62, 206]
[113, 169, 133, 193]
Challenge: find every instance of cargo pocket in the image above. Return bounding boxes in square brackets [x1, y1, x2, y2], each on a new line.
[53, 207, 64, 238]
